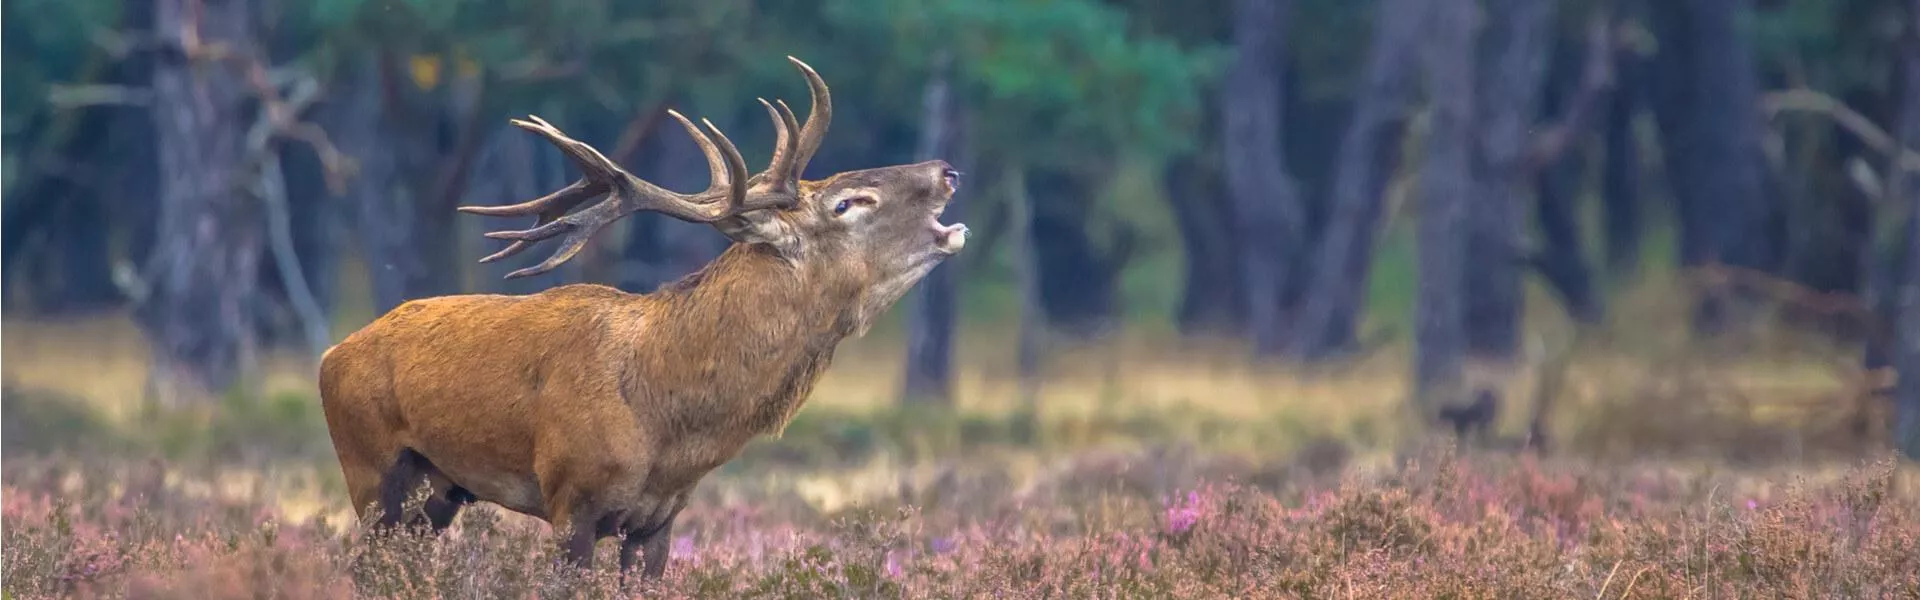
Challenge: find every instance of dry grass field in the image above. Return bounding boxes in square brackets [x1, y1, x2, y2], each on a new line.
[4, 276, 1917, 598]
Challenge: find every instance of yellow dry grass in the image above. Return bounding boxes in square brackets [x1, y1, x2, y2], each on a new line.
[3, 269, 1899, 531]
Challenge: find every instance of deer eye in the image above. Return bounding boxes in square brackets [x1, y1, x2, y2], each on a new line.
[833, 195, 874, 217]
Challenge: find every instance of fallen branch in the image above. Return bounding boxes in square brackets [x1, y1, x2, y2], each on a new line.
[1685, 262, 1889, 356]
[1762, 87, 1920, 179]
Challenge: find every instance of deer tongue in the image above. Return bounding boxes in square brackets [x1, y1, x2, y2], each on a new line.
[930, 215, 968, 253]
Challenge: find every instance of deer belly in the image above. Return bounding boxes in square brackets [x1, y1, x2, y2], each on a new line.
[407, 446, 546, 518]
[447, 469, 547, 518]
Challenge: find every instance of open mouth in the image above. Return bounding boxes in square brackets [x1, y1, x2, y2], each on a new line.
[930, 167, 967, 254]
[929, 205, 968, 255]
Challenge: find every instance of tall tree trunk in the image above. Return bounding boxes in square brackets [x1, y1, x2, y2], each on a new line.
[1287, 0, 1427, 360]
[1534, 156, 1605, 323]
[328, 58, 409, 314]
[1889, 0, 1920, 459]
[1008, 166, 1045, 413]
[1651, 0, 1778, 335]
[1896, 198, 1920, 459]
[1029, 168, 1127, 337]
[1463, 0, 1556, 360]
[1533, 31, 1605, 324]
[903, 51, 966, 406]
[1603, 19, 1646, 276]
[1414, 0, 1478, 409]
[282, 141, 337, 321]
[2, 103, 128, 314]
[1168, 149, 1243, 334]
[140, 0, 262, 402]
[370, 50, 486, 304]
[1221, 0, 1305, 356]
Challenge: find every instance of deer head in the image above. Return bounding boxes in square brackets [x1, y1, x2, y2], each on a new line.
[457, 57, 969, 316]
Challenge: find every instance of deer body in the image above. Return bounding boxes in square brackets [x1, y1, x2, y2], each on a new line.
[318, 58, 966, 579]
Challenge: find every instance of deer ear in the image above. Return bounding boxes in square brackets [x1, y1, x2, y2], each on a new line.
[713, 211, 799, 250]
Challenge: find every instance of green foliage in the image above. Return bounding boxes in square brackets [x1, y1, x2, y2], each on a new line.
[1, 0, 121, 195]
[1747, 0, 1901, 96]
[821, 0, 1223, 165]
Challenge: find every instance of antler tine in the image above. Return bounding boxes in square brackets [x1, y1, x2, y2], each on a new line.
[697, 116, 752, 216]
[466, 110, 752, 279]
[735, 98, 805, 210]
[460, 177, 605, 264]
[667, 109, 733, 197]
[787, 56, 832, 180]
[773, 99, 801, 162]
[458, 178, 602, 218]
[755, 98, 796, 189]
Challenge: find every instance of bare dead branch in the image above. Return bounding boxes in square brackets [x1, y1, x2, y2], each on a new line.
[46, 84, 154, 108]
[1525, 4, 1618, 171]
[1762, 88, 1920, 181]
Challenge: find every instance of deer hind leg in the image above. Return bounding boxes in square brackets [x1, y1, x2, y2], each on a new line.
[341, 460, 386, 525]
[376, 448, 471, 533]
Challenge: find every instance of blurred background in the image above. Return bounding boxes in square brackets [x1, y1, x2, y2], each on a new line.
[5, 0, 1920, 523]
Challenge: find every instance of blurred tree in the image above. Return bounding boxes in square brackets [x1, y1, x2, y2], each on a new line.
[902, 50, 968, 406]
[1891, 0, 1920, 460]
[1603, 0, 1650, 277]
[1287, 0, 1426, 359]
[1414, 0, 1475, 409]
[1534, 45, 1606, 323]
[1649, 0, 1780, 335]
[139, 0, 266, 402]
[0, 0, 134, 313]
[1451, 0, 1559, 357]
[1462, 0, 1557, 360]
[1221, 0, 1305, 356]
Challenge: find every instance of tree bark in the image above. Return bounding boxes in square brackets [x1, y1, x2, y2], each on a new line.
[1532, 31, 1605, 324]
[1221, 0, 1305, 356]
[1603, 23, 1646, 276]
[1462, 0, 1555, 360]
[902, 51, 966, 406]
[1029, 168, 1127, 337]
[139, 0, 263, 402]
[1650, 0, 1778, 335]
[1896, 201, 1920, 459]
[1008, 166, 1045, 412]
[1890, 0, 1920, 459]
[327, 58, 409, 314]
[1168, 149, 1244, 334]
[1286, 0, 1427, 360]
[1534, 156, 1605, 323]
[369, 49, 488, 305]
[278, 130, 338, 325]
[1414, 0, 1478, 409]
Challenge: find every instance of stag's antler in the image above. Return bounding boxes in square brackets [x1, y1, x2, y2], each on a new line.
[460, 56, 834, 279]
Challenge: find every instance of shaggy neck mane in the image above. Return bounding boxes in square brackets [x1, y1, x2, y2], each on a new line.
[625, 243, 866, 440]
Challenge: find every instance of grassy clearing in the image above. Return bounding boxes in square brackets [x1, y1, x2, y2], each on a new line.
[3, 267, 1912, 598]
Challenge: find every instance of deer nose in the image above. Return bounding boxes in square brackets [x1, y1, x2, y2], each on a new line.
[932, 161, 960, 191]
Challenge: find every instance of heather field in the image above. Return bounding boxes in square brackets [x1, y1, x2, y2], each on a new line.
[5, 311, 1920, 599]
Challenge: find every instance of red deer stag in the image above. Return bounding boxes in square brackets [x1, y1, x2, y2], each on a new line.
[318, 56, 967, 579]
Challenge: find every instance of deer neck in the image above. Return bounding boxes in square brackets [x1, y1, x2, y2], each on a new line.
[631, 244, 869, 438]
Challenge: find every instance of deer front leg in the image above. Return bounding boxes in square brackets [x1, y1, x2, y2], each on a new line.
[550, 506, 601, 569]
[620, 494, 689, 579]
